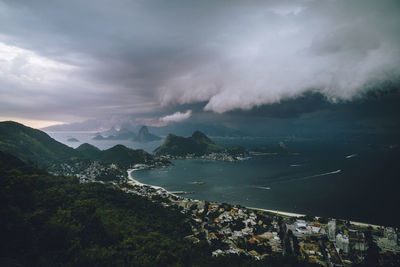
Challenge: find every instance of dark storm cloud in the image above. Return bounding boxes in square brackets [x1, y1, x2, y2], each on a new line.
[0, 0, 399, 123]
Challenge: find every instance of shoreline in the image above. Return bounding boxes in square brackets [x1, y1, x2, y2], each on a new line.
[248, 206, 381, 228]
[126, 169, 383, 229]
[127, 169, 163, 190]
[127, 169, 181, 198]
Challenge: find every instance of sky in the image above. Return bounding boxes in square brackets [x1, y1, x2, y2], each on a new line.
[0, 0, 399, 130]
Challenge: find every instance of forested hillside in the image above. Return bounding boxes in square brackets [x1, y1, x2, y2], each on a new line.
[0, 151, 306, 266]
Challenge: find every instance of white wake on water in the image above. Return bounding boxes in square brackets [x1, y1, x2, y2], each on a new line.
[258, 169, 342, 187]
[255, 186, 271, 190]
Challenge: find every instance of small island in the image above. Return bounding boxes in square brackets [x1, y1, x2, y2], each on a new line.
[67, 137, 79, 142]
[154, 130, 248, 161]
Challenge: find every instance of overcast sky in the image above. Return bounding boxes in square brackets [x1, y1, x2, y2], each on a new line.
[0, 0, 399, 128]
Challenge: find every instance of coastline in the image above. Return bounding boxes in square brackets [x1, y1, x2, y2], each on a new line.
[127, 169, 182, 198]
[127, 168, 163, 190]
[247, 206, 306, 218]
[126, 169, 382, 229]
[248, 206, 381, 229]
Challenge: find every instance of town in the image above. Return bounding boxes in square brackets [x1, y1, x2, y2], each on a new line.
[159, 152, 250, 162]
[117, 165, 400, 266]
[58, 160, 400, 266]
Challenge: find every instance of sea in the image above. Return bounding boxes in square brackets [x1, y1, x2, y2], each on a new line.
[49, 132, 400, 227]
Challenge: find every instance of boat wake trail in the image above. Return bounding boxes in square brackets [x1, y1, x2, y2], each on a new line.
[254, 186, 271, 190]
[262, 169, 342, 187]
[296, 169, 342, 180]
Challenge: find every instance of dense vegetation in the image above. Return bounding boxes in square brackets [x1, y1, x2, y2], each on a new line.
[99, 144, 155, 169]
[0, 151, 311, 266]
[75, 143, 103, 159]
[0, 151, 190, 266]
[76, 143, 155, 169]
[0, 121, 81, 167]
[154, 131, 225, 156]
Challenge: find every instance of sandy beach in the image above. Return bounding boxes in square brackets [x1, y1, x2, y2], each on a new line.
[247, 207, 306, 217]
[127, 169, 383, 229]
[247, 206, 381, 228]
[127, 169, 171, 192]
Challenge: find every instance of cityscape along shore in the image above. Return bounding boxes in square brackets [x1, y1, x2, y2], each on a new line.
[121, 164, 400, 266]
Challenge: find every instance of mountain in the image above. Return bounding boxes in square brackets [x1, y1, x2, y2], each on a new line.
[133, 126, 161, 143]
[93, 134, 105, 140]
[100, 145, 154, 168]
[148, 122, 246, 137]
[0, 121, 161, 170]
[154, 131, 224, 156]
[0, 150, 38, 171]
[76, 143, 157, 169]
[93, 126, 160, 142]
[92, 128, 136, 141]
[75, 143, 102, 159]
[42, 119, 247, 137]
[0, 121, 81, 167]
[100, 126, 118, 137]
[251, 141, 290, 154]
[110, 128, 137, 140]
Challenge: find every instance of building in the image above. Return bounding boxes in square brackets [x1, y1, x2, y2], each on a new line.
[378, 227, 400, 253]
[328, 220, 336, 241]
[336, 233, 350, 253]
[384, 227, 398, 244]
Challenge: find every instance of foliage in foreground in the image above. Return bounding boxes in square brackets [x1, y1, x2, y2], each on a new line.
[0, 151, 310, 266]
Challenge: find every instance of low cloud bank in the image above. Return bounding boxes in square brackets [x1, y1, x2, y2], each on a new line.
[160, 110, 192, 123]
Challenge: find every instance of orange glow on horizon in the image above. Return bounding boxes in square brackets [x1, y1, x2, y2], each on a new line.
[0, 117, 64, 129]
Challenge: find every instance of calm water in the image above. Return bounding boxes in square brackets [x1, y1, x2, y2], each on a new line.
[48, 132, 400, 226]
[133, 139, 400, 227]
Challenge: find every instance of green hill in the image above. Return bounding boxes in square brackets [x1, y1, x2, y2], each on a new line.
[251, 141, 289, 154]
[75, 143, 102, 159]
[77, 143, 155, 168]
[0, 121, 81, 167]
[0, 121, 162, 171]
[154, 131, 224, 156]
[100, 144, 154, 168]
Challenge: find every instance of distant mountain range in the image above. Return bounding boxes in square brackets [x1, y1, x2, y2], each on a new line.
[93, 127, 137, 141]
[147, 123, 246, 137]
[93, 126, 161, 143]
[154, 131, 225, 156]
[0, 121, 161, 170]
[42, 120, 246, 137]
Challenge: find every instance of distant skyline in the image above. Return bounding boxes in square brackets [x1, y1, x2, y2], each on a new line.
[1, 0, 400, 130]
